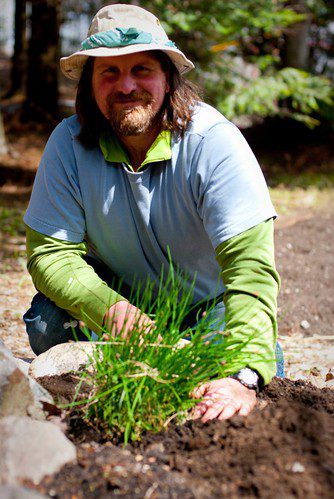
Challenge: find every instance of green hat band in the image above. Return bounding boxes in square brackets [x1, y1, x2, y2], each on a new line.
[81, 27, 176, 51]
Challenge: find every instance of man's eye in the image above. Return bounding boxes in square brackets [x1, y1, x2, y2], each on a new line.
[133, 66, 150, 74]
[104, 68, 118, 75]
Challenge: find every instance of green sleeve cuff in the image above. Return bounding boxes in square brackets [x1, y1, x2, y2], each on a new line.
[26, 225, 125, 334]
[215, 219, 281, 385]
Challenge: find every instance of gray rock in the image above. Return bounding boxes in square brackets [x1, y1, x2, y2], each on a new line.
[29, 342, 98, 378]
[0, 485, 46, 498]
[15, 358, 33, 376]
[28, 342, 99, 401]
[0, 416, 77, 486]
[0, 343, 54, 420]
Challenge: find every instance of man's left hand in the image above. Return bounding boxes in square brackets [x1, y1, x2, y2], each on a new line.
[192, 377, 257, 422]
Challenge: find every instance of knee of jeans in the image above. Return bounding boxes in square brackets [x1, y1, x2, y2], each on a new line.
[24, 314, 55, 356]
[23, 294, 72, 355]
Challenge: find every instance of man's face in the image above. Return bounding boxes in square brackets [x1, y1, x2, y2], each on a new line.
[92, 52, 170, 136]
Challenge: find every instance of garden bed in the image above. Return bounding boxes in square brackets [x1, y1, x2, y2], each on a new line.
[30, 378, 334, 498]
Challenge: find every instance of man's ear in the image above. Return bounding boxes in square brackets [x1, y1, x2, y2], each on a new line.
[163, 65, 170, 94]
[165, 74, 170, 94]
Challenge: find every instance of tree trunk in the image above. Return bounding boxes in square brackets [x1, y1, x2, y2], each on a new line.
[25, 0, 61, 120]
[6, 0, 27, 97]
[284, 0, 311, 71]
[0, 110, 8, 155]
[285, 20, 311, 70]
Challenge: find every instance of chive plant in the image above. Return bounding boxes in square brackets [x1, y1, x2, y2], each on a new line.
[74, 262, 264, 443]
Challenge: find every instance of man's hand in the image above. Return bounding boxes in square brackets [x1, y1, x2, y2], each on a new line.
[103, 300, 154, 339]
[192, 377, 257, 422]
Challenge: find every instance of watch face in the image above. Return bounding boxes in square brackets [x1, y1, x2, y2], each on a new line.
[238, 368, 259, 386]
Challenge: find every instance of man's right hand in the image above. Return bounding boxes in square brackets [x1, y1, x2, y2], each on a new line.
[103, 300, 154, 340]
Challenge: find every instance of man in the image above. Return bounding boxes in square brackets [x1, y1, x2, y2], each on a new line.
[23, 4, 282, 422]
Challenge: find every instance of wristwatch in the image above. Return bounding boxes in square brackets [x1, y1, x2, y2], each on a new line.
[231, 367, 262, 393]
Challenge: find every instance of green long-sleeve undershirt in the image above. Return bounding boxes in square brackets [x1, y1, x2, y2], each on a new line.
[25, 219, 280, 384]
[215, 219, 280, 383]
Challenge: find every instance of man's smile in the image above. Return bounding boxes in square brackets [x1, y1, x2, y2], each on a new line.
[112, 100, 146, 110]
[108, 89, 153, 109]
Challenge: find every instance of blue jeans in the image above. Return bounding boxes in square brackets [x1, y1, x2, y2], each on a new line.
[23, 292, 90, 355]
[23, 288, 284, 378]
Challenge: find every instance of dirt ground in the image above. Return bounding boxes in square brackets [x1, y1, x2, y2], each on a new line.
[274, 199, 334, 386]
[1, 126, 334, 497]
[28, 378, 333, 499]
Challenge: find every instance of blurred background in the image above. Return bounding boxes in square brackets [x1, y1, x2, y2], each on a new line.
[0, 0, 333, 186]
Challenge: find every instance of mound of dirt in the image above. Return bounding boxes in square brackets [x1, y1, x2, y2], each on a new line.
[33, 378, 334, 498]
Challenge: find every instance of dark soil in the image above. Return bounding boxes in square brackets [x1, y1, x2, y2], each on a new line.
[275, 208, 334, 337]
[30, 378, 334, 498]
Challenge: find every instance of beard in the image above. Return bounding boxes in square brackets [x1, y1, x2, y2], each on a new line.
[106, 91, 159, 136]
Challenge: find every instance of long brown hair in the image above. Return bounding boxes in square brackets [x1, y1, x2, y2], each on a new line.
[75, 51, 202, 148]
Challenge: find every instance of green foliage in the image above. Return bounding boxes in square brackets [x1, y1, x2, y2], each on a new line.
[137, 0, 304, 64]
[144, 0, 304, 38]
[73, 0, 333, 126]
[74, 263, 258, 443]
[220, 68, 333, 127]
[0, 207, 26, 237]
[305, 0, 333, 19]
[269, 172, 334, 190]
[136, 0, 333, 126]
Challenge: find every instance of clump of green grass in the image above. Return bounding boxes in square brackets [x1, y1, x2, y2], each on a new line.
[75, 263, 257, 443]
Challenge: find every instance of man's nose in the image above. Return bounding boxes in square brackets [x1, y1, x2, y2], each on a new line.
[115, 73, 137, 94]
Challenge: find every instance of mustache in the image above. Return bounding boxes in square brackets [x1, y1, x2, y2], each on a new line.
[107, 91, 153, 105]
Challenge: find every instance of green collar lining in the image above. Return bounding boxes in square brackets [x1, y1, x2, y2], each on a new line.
[99, 130, 172, 172]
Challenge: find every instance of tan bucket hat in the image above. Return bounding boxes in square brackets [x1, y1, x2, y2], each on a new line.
[60, 4, 194, 80]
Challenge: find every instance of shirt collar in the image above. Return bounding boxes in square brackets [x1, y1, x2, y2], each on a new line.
[99, 130, 172, 172]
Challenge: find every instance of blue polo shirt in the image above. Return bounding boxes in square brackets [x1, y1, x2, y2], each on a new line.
[24, 102, 276, 303]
